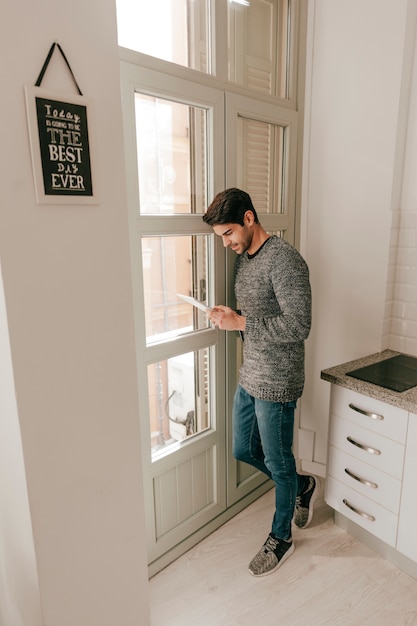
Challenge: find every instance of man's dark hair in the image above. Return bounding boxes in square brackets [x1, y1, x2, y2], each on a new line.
[202, 188, 259, 226]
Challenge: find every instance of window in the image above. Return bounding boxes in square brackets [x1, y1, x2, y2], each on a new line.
[237, 116, 285, 212]
[116, 0, 212, 73]
[228, 0, 291, 97]
[148, 348, 210, 459]
[135, 94, 207, 215]
[117, 0, 295, 99]
[142, 235, 210, 344]
[124, 76, 222, 462]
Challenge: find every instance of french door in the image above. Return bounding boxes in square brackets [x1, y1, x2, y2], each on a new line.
[120, 57, 300, 573]
[224, 92, 299, 507]
[120, 61, 228, 569]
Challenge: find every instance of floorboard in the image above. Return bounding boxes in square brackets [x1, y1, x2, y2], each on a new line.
[149, 487, 417, 625]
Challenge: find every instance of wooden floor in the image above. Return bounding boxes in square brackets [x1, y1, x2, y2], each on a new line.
[149, 487, 417, 625]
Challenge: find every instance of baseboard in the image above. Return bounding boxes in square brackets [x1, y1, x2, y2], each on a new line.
[335, 511, 417, 581]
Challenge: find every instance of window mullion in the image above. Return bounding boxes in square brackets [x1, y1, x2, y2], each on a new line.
[212, 0, 228, 82]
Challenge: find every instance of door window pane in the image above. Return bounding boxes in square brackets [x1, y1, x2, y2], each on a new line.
[135, 94, 207, 215]
[237, 116, 285, 213]
[142, 235, 210, 345]
[148, 348, 210, 459]
[116, 0, 211, 74]
[228, 0, 290, 98]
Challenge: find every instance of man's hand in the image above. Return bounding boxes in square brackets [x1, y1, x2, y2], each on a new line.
[208, 305, 246, 331]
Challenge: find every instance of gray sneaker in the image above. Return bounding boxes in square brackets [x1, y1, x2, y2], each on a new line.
[248, 534, 295, 577]
[293, 476, 320, 529]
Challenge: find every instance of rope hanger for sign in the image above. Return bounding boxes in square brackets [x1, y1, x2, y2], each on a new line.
[35, 42, 83, 96]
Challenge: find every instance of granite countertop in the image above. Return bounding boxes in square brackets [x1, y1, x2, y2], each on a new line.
[321, 349, 417, 413]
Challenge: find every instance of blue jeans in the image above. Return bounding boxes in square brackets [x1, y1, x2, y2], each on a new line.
[232, 385, 308, 541]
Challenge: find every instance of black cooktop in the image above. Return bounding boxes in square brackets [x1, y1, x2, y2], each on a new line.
[346, 354, 417, 392]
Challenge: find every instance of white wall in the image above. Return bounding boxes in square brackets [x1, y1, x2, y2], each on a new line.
[0, 2, 149, 625]
[0, 265, 43, 626]
[388, 7, 417, 355]
[300, 0, 416, 469]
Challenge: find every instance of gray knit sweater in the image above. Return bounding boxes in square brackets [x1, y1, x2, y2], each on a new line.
[235, 236, 311, 403]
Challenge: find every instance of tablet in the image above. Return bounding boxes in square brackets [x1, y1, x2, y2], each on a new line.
[177, 293, 212, 313]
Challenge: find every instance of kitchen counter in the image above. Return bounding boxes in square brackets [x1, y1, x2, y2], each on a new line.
[322, 349, 417, 581]
[321, 349, 417, 414]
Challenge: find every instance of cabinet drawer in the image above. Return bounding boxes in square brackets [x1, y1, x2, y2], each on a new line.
[331, 386, 408, 444]
[329, 415, 405, 480]
[327, 445, 402, 513]
[325, 476, 398, 546]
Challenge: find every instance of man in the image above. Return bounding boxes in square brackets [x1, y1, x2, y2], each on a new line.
[203, 188, 319, 577]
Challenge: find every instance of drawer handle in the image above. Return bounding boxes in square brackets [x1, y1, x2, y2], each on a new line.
[344, 467, 378, 489]
[343, 498, 375, 522]
[348, 403, 384, 421]
[347, 436, 381, 455]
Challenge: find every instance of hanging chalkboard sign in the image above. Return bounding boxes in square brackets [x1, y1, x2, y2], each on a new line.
[25, 43, 98, 204]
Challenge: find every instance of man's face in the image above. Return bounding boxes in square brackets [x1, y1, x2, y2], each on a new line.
[212, 222, 253, 255]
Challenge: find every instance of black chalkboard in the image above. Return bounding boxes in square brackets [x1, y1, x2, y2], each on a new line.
[35, 96, 93, 196]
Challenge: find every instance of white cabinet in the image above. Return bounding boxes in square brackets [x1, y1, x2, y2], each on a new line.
[325, 386, 408, 547]
[397, 412, 417, 562]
